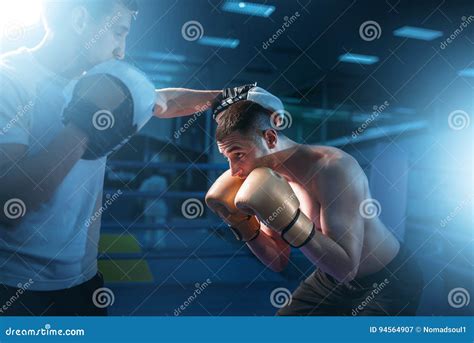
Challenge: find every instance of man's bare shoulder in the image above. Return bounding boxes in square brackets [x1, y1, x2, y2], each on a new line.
[306, 145, 357, 170]
[306, 145, 366, 187]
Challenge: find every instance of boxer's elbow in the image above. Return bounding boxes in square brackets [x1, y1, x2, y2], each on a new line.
[269, 244, 290, 273]
[153, 104, 172, 118]
[269, 258, 288, 273]
[268, 259, 287, 273]
[335, 238, 362, 282]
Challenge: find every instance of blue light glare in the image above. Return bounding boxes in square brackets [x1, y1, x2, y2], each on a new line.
[133, 51, 187, 63]
[393, 26, 443, 41]
[138, 62, 183, 73]
[338, 53, 379, 65]
[458, 68, 474, 78]
[198, 36, 240, 49]
[221, 1, 275, 17]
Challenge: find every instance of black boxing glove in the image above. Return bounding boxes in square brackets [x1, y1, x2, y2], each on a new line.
[212, 83, 257, 120]
[62, 75, 136, 160]
[62, 60, 156, 160]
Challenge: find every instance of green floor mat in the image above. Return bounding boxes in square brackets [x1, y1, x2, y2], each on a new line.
[99, 259, 154, 283]
[99, 233, 142, 254]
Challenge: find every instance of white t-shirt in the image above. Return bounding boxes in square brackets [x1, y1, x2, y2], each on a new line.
[0, 48, 106, 291]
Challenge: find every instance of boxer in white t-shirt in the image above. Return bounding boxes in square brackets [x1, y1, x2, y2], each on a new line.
[0, 0, 224, 316]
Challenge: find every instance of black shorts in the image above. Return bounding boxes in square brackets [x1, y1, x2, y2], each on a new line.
[277, 245, 424, 316]
[0, 272, 108, 316]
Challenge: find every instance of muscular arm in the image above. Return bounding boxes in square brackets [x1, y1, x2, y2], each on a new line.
[0, 125, 88, 227]
[300, 158, 366, 282]
[247, 223, 290, 272]
[154, 88, 221, 118]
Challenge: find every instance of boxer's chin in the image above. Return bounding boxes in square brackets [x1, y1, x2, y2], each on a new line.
[86, 55, 113, 68]
[241, 166, 264, 179]
[82, 47, 114, 68]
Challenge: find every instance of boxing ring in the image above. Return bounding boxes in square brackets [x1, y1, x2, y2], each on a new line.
[92, 119, 471, 316]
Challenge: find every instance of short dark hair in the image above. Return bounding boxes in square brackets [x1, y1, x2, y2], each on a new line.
[215, 100, 274, 142]
[43, 0, 139, 30]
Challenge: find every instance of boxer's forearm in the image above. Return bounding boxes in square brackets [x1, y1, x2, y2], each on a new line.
[154, 88, 221, 118]
[300, 230, 358, 282]
[247, 231, 290, 272]
[0, 125, 87, 226]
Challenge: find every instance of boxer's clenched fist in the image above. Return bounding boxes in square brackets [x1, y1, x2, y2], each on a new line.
[235, 168, 315, 248]
[205, 170, 260, 242]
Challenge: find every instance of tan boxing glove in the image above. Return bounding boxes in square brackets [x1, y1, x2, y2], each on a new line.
[235, 168, 315, 248]
[205, 170, 260, 242]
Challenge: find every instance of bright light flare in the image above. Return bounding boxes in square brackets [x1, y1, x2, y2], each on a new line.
[0, 0, 43, 41]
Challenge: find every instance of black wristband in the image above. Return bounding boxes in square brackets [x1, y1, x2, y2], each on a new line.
[280, 209, 316, 248]
[246, 228, 260, 243]
[291, 224, 316, 248]
[228, 224, 260, 243]
[280, 209, 302, 238]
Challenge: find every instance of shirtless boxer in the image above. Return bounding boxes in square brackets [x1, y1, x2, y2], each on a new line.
[206, 92, 424, 316]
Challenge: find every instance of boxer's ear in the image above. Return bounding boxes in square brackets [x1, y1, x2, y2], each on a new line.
[71, 6, 88, 35]
[263, 129, 278, 149]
